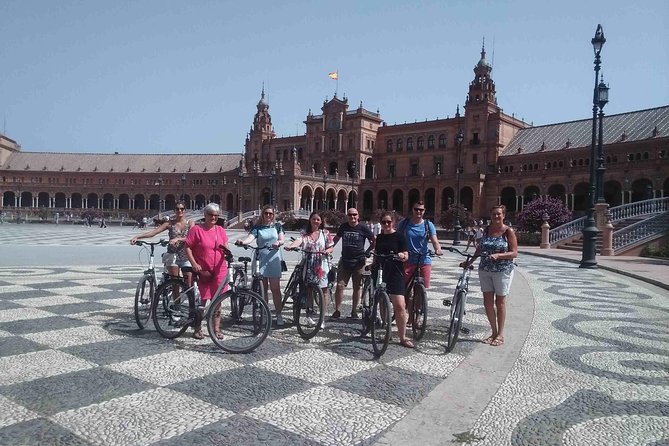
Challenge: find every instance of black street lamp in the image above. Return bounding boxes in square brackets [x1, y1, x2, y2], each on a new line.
[595, 78, 609, 203]
[322, 169, 328, 210]
[155, 176, 163, 217]
[349, 162, 356, 208]
[180, 174, 186, 202]
[580, 24, 606, 269]
[453, 129, 464, 245]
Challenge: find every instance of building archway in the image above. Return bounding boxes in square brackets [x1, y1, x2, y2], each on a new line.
[408, 189, 420, 209]
[102, 193, 114, 209]
[21, 192, 32, 208]
[603, 180, 621, 206]
[442, 187, 455, 211]
[87, 193, 99, 208]
[362, 190, 373, 216]
[500, 187, 516, 212]
[337, 190, 347, 211]
[365, 159, 374, 179]
[461, 187, 474, 213]
[631, 178, 653, 202]
[300, 185, 313, 211]
[573, 182, 589, 212]
[3, 191, 15, 207]
[119, 194, 130, 210]
[149, 194, 159, 211]
[72, 193, 83, 209]
[37, 192, 49, 207]
[194, 194, 206, 209]
[378, 190, 388, 210]
[425, 188, 436, 218]
[165, 194, 176, 210]
[547, 184, 566, 203]
[392, 189, 404, 214]
[226, 193, 234, 212]
[54, 192, 66, 208]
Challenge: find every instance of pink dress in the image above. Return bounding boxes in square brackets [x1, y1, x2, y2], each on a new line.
[185, 224, 229, 301]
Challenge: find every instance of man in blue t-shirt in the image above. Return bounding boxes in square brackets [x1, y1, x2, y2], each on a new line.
[398, 201, 442, 289]
[331, 208, 375, 319]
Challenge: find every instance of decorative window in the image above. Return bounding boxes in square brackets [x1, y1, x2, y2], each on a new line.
[417, 136, 424, 150]
[396, 138, 403, 151]
[438, 134, 446, 148]
[406, 137, 413, 151]
[427, 135, 435, 149]
[387, 139, 393, 152]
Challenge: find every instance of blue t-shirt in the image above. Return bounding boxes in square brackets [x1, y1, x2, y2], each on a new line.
[399, 219, 436, 265]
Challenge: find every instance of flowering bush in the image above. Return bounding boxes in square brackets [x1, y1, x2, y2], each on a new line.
[516, 197, 572, 233]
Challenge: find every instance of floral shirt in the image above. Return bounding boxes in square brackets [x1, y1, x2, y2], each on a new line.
[478, 228, 514, 273]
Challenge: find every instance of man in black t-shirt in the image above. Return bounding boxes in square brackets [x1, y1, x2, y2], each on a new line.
[331, 208, 375, 319]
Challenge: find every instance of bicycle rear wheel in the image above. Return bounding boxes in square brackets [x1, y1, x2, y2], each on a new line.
[446, 290, 466, 352]
[295, 284, 324, 340]
[252, 277, 265, 301]
[134, 274, 154, 329]
[411, 283, 428, 341]
[207, 289, 271, 353]
[152, 278, 191, 339]
[370, 290, 392, 357]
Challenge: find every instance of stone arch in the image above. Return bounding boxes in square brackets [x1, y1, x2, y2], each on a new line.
[37, 192, 49, 207]
[365, 158, 374, 179]
[3, 191, 15, 207]
[194, 194, 206, 209]
[461, 187, 474, 212]
[300, 185, 313, 211]
[72, 193, 83, 209]
[442, 187, 455, 211]
[378, 190, 388, 210]
[547, 184, 566, 203]
[102, 193, 114, 209]
[603, 180, 622, 207]
[54, 192, 67, 208]
[164, 194, 176, 210]
[362, 190, 373, 216]
[392, 189, 404, 215]
[500, 187, 516, 212]
[425, 188, 436, 217]
[226, 193, 234, 212]
[337, 189, 347, 211]
[573, 182, 589, 211]
[87, 193, 99, 208]
[408, 189, 420, 209]
[20, 191, 32, 208]
[119, 194, 130, 210]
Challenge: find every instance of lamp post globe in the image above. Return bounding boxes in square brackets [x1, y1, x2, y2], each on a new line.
[580, 24, 605, 268]
[453, 129, 464, 245]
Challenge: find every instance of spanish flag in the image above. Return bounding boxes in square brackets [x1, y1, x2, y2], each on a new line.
[328, 72, 338, 80]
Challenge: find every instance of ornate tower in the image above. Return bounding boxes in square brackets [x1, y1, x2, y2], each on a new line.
[245, 86, 276, 172]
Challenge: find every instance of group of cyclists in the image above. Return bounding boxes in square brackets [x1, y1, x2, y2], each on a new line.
[130, 199, 517, 350]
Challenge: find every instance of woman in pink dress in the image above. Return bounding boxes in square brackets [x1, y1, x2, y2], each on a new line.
[185, 203, 230, 340]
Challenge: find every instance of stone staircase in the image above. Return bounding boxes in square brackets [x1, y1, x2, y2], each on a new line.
[557, 216, 646, 253]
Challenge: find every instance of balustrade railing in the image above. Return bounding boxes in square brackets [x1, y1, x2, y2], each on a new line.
[549, 197, 668, 247]
[612, 212, 669, 253]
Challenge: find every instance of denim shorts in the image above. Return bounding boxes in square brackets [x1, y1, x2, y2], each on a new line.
[478, 269, 514, 296]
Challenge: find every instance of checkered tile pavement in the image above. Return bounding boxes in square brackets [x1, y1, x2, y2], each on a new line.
[0, 255, 486, 445]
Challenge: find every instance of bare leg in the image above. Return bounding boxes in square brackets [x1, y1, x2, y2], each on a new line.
[268, 277, 282, 313]
[494, 295, 506, 343]
[390, 294, 408, 342]
[483, 291, 498, 343]
[334, 281, 346, 313]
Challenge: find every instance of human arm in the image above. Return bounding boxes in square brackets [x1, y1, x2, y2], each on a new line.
[324, 230, 334, 255]
[235, 232, 256, 246]
[185, 246, 201, 273]
[428, 221, 442, 256]
[130, 221, 169, 244]
[272, 223, 285, 249]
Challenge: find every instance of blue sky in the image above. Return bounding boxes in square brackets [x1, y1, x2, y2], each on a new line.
[1, 0, 667, 154]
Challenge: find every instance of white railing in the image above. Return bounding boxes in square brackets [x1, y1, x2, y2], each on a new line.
[609, 197, 668, 222]
[549, 216, 586, 245]
[549, 197, 669, 246]
[227, 210, 260, 227]
[613, 212, 669, 253]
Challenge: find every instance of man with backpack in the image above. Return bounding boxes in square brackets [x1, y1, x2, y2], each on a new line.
[398, 201, 443, 290]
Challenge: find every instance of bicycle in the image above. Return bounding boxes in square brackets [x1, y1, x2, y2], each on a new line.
[228, 254, 251, 319]
[234, 243, 275, 300]
[360, 252, 395, 357]
[152, 246, 272, 353]
[283, 247, 327, 340]
[405, 250, 435, 341]
[442, 246, 475, 352]
[132, 239, 169, 329]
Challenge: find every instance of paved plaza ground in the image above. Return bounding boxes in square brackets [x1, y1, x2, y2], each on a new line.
[0, 224, 667, 445]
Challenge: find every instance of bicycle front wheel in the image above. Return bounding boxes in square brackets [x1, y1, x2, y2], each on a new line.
[152, 278, 191, 339]
[230, 270, 246, 319]
[134, 274, 154, 329]
[411, 283, 428, 341]
[252, 278, 265, 301]
[295, 284, 324, 340]
[370, 290, 392, 357]
[207, 289, 271, 353]
[360, 279, 373, 336]
[446, 290, 466, 352]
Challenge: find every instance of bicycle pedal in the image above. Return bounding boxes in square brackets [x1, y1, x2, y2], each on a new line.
[442, 299, 452, 307]
[460, 327, 470, 335]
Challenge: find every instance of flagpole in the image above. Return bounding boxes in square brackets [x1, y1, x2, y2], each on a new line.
[336, 69, 339, 97]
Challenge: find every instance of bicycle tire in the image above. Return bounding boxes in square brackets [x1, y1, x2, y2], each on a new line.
[411, 283, 428, 341]
[230, 270, 246, 320]
[370, 290, 392, 357]
[360, 279, 374, 336]
[152, 278, 191, 339]
[281, 269, 299, 309]
[446, 290, 466, 352]
[207, 289, 271, 353]
[134, 274, 154, 329]
[252, 278, 265, 302]
[295, 284, 324, 340]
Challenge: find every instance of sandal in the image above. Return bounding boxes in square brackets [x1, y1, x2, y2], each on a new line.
[490, 336, 504, 347]
[213, 331, 224, 340]
[482, 335, 496, 345]
[192, 330, 204, 340]
[399, 339, 414, 349]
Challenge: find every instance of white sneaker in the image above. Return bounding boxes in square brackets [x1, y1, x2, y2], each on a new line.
[320, 321, 325, 330]
[276, 314, 285, 326]
[305, 317, 315, 327]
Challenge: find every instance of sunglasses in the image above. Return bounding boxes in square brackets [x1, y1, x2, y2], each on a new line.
[381, 220, 393, 225]
[347, 213, 358, 217]
[207, 213, 219, 217]
[264, 212, 274, 216]
[175, 207, 185, 211]
[413, 208, 425, 212]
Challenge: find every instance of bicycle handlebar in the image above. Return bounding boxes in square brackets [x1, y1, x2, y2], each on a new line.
[134, 239, 168, 247]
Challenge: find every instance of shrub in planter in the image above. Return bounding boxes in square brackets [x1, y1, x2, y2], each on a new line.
[516, 197, 572, 233]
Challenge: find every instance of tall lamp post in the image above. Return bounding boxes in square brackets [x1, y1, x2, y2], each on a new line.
[453, 129, 464, 245]
[155, 176, 163, 218]
[595, 78, 609, 203]
[180, 174, 186, 202]
[322, 169, 328, 210]
[349, 162, 356, 208]
[580, 24, 606, 269]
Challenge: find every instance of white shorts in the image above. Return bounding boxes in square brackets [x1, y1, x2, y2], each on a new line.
[162, 253, 191, 269]
[478, 269, 514, 297]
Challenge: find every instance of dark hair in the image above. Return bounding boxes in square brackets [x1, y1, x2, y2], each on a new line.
[490, 204, 507, 215]
[413, 200, 425, 207]
[379, 211, 395, 225]
[305, 211, 324, 235]
[174, 200, 186, 209]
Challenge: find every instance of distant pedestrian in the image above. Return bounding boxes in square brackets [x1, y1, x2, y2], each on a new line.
[55, 212, 59, 225]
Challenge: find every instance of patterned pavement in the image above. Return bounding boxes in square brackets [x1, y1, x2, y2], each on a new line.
[0, 224, 667, 445]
